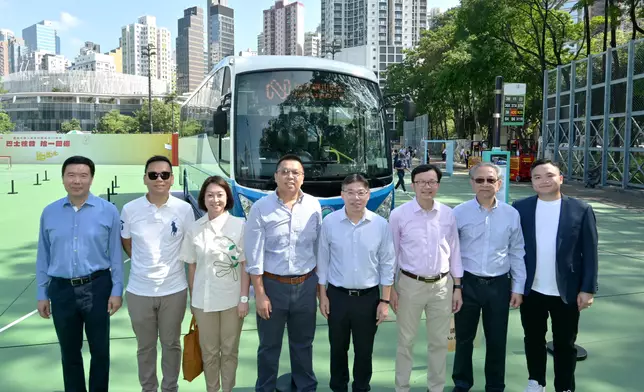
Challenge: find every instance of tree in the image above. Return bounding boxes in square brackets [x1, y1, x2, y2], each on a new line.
[0, 112, 14, 133]
[97, 110, 139, 134]
[60, 118, 81, 133]
[135, 99, 180, 133]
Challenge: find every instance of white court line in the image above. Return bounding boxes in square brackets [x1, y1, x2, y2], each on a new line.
[0, 310, 38, 333]
[0, 258, 131, 334]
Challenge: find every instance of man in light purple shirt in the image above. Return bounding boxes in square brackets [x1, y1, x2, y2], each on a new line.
[389, 164, 464, 392]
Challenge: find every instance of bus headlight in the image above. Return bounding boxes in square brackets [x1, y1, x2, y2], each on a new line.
[238, 194, 255, 217]
[375, 193, 393, 219]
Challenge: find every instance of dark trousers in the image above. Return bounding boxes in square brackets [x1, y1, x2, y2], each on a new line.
[395, 171, 406, 191]
[520, 290, 580, 392]
[255, 274, 318, 392]
[453, 272, 510, 392]
[49, 270, 112, 392]
[327, 284, 379, 392]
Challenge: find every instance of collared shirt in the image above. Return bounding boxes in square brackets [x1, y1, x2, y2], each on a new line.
[180, 212, 246, 312]
[121, 195, 195, 297]
[389, 198, 463, 278]
[317, 208, 395, 289]
[453, 198, 527, 294]
[244, 191, 322, 276]
[36, 193, 123, 301]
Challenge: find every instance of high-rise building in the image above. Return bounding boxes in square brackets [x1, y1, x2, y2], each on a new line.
[427, 7, 441, 29]
[22, 21, 60, 54]
[0, 30, 13, 76]
[262, 0, 305, 56]
[106, 47, 123, 73]
[7, 38, 27, 73]
[176, 6, 205, 95]
[0, 29, 14, 42]
[208, 0, 235, 69]
[257, 32, 266, 55]
[80, 41, 101, 55]
[121, 16, 172, 82]
[304, 28, 321, 57]
[70, 51, 116, 72]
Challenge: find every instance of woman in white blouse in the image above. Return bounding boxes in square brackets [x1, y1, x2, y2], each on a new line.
[180, 176, 250, 392]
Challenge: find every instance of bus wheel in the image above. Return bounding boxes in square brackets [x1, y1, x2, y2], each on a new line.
[515, 176, 521, 182]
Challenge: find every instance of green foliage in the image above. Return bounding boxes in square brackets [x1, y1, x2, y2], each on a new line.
[179, 119, 204, 137]
[135, 99, 180, 133]
[97, 110, 139, 134]
[0, 112, 14, 133]
[385, 0, 641, 145]
[60, 118, 81, 132]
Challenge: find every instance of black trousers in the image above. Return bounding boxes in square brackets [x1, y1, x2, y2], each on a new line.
[520, 290, 580, 392]
[453, 272, 511, 392]
[327, 284, 379, 392]
[49, 270, 112, 392]
[395, 171, 406, 191]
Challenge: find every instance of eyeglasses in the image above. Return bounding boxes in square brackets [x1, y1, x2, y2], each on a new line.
[147, 171, 172, 180]
[343, 190, 369, 197]
[413, 180, 439, 187]
[474, 178, 498, 184]
[277, 168, 303, 178]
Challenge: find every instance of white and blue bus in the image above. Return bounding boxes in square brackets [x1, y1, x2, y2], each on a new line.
[178, 55, 415, 219]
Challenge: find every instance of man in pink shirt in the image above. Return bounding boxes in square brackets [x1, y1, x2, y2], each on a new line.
[389, 164, 464, 392]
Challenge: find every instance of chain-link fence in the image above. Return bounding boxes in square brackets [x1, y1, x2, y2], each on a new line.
[543, 38, 644, 189]
[402, 114, 428, 150]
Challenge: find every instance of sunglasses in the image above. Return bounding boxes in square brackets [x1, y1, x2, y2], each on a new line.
[147, 171, 172, 180]
[474, 178, 498, 184]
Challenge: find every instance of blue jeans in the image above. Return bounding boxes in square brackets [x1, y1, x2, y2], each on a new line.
[255, 274, 318, 392]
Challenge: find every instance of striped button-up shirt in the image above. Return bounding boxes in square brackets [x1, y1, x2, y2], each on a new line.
[317, 208, 395, 289]
[389, 198, 463, 278]
[244, 191, 322, 276]
[453, 198, 527, 294]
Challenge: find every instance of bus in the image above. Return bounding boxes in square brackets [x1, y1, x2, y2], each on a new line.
[178, 55, 415, 219]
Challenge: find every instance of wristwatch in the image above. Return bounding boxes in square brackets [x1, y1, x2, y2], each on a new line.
[453, 284, 463, 290]
[379, 299, 390, 304]
[240, 296, 249, 304]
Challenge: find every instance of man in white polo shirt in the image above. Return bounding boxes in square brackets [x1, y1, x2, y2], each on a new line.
[121, 155, 195, 392]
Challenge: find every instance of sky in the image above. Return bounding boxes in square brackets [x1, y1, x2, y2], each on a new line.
[0, 0, 460, 60]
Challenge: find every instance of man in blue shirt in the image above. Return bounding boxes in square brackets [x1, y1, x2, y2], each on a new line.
[36, 155, 124, 392]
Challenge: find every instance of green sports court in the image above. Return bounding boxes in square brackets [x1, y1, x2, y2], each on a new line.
[1, 163, 643, 391]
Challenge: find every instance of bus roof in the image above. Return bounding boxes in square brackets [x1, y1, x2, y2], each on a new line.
[214, 55, 379, 84]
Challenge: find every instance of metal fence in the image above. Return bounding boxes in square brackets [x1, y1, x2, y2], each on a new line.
[402, 114, 428, 150]
[542, 38, 644, 189]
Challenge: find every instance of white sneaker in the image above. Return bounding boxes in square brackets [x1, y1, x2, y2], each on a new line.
[523, 380, 545, 392]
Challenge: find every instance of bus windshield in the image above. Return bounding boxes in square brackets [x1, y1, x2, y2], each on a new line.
[233, 69, 391, 190]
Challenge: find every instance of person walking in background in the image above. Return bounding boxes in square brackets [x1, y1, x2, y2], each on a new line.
[389, 164, 464, 392]
[180, 176, 250, 392]
[244, 154, 322, 392]
[36, 155, 123, 392]
[317, 174, 395, 392]
[121, 155, 195, 392]
[451, 163, 526, 392]
[513, 159, 598, 392]
[394, 153, 410, 192]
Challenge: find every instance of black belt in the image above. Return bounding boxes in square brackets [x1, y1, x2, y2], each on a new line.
[464, 271, 508, 284]
[53, 269, 110, 287]
[328, 284, 378, 297]
[401, 269, 448, 283]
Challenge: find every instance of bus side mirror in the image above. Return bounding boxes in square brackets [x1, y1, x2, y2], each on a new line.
[403, 97, 416, 121]
[213, 108, 228, 136]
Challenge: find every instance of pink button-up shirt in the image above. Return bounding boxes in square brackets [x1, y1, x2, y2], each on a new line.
[389, 198, 463, 278]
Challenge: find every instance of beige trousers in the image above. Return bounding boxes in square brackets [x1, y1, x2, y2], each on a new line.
[126, 289, 188, 392]
[192, 306, 244, 392]
[395, 273, 453, 392]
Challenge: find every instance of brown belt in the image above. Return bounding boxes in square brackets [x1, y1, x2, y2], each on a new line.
[263, 268, 316, 285]
[401, 269, 448, 283]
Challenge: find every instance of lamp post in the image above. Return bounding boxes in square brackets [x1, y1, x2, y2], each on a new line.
[141, 43, 157, 133]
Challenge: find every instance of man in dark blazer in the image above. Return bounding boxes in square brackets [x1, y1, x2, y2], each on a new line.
[512, 158, 598, 392]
